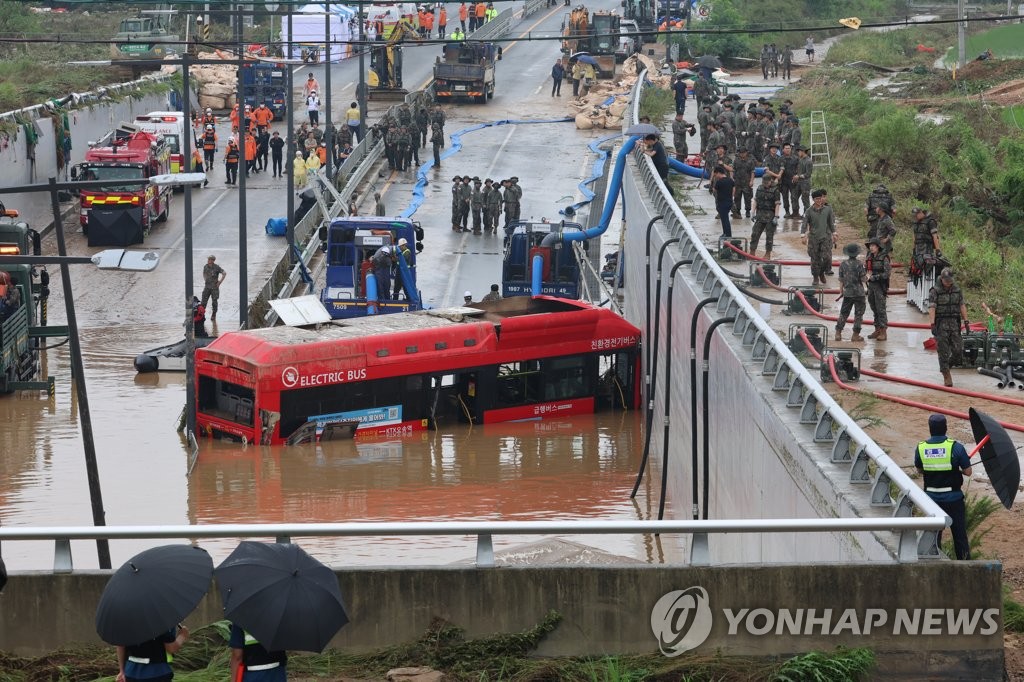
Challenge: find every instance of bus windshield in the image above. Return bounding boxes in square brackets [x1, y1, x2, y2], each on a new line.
[81, 165, 145, 193]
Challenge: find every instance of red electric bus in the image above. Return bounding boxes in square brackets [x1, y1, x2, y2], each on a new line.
[195, 296, 641, 445]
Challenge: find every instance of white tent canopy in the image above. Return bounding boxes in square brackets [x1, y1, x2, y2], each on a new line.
[279, 4, 357, 62]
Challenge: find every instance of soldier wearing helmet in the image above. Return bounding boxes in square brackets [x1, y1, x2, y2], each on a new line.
[370, 245, 395, 299]
[835, 243, 866, 342]
[928, 267, 969, 386]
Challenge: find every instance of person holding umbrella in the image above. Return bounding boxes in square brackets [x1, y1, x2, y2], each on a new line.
[914, 414, 973, 560]
[117, 625, 190, 682]
[230, 626, 287, 680]
[95, 545, 213, 682]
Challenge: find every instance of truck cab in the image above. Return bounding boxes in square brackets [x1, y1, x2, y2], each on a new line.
[0, 209, 59, 393]
[320, 217, 424, 319]
[502, 221, 586, 299]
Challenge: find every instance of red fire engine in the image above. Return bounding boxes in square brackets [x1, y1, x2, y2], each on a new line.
[75, 130, 172, 237]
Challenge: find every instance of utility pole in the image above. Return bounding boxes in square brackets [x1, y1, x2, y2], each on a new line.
[237, 2, 249, 329]
[287, 10, 296, 264]
[358, 1, 367, 140]
[958, 0, 967, 69]
[182, 53, 197, 438]
[325, 2, 333, 178]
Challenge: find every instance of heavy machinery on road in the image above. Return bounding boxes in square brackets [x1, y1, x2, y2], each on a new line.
[0, 206, 65, 394]
[368, 18, 422, 101]
[111, 14, 179, 76]
[73, 129, 172, 246]
[561, 6, 620, 78]
[432, 41, 501, 103]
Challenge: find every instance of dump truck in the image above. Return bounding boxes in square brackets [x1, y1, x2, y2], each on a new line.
[432, 41, 500, 103]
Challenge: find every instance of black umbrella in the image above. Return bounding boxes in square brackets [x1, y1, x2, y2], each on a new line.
[215, 542, 349, 653]
[95, 545, 213, 645]
[968, 407, 1021, 509]
[696, 55, 722, 70]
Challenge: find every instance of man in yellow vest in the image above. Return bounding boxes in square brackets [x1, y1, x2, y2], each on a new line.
[914, 413, 973, 560]
[230, 624, 287, 680]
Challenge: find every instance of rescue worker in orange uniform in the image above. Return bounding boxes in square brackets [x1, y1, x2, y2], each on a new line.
[252, 103, 274, 134]
[474, 1, 486, 31]
[458, 2, 468, 32]
[201, 124, 218, 171]
[244, 131, 257, 176]
[438, 7, 448, 38]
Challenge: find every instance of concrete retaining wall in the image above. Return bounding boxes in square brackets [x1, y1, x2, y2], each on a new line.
[0, 562, 1003, 679]
[619, 160, 897, 563]
[0, 90, 172, 230]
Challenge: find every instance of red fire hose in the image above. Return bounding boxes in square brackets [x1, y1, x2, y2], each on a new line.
[824, 353, 1024, 433]
[723, 240, 907, 269]
[752, 264, 906, 297]
[775, 272, 931, 330]
[797, 330, 1024, 410]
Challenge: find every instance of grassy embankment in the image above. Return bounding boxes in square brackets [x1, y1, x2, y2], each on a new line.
[0, 614, 878, 682]
[779, 24, 1024, 328]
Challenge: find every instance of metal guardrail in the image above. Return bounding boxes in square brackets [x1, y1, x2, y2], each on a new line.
[467, 7, 518, 40]
[625, 72, 949, 561]
[0, 517, 945, 571]
[247, 90, 431, 328]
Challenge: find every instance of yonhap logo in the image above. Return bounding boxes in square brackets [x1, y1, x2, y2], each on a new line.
[651, 587, 714, 656]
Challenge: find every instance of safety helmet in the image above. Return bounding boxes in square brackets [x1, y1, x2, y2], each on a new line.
[206, 124, 214, 130]
[381, 245, 392, 255]
[205, 108, 212, 114]
[463, 290, 472, 298]
[398, 237, 408, 246]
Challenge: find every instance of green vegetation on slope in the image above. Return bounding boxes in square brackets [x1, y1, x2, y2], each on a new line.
[966, 22, 1024, 60]
[0, 615, 877, 682]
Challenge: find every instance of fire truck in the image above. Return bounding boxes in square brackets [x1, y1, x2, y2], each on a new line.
[74, 129, 172, 245]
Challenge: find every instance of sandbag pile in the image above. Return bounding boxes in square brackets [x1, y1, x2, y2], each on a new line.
[160, 51, 240, 111]
[569, 53, 671, 130]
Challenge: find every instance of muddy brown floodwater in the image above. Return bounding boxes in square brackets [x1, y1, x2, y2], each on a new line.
[0, 330, 680, 569]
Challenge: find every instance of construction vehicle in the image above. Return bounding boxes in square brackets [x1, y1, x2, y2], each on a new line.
[561, 6, 620, 78]
[501, 221, 586, 298]
[368, 18, 422, 101]
[587, 11, 621, 77]
[622, 0, 656, 30]
[433, 41, 501, 103]
[240, 62, 288, 120]
[319, 217, 425, 319]
[0, 205, 65, 394]
[73, 130, 172, 246]
[111, 14, 179, 76]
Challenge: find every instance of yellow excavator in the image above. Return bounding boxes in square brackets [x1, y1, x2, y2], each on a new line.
[368, 18, 422, 100]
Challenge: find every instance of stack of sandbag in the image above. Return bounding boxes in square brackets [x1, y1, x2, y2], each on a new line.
[570, 53, 676, 129]
[190, 51, 241, 111]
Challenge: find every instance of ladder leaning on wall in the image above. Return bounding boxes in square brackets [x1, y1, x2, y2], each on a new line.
[808, 110, 832, 173]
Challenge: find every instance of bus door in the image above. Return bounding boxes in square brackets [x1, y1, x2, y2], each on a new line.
[597, 350, 637, 410]
[428, 370, 478, 427]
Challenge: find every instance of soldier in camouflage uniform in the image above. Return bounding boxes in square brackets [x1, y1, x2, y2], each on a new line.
[869, 204, 896, 255]
[799, 188, 836, 284]
[750, 175, 780, 259]
[457, 174, 472, 231]
[451, 176, 466, 232]
[483, 178, 501, 234]
[779, 143, 800, 219]
[731, 148, 756, 218]
[697, 104, 713, 155]
[704, 145, 732, 195]
[908, 207, 942, 310]
[835, 243, 866, 342]
[865, 183, 893, 232]
[672, 113, 696, 162]
[396, 125, 412, 171]
[431, 122, 444, 168]
[384, 124, 398, 170]
[787, 116, 802, 151]
[764, 141, 782, 182]
[470, 177, 484, 234]
[928, 267, 969, 386]
[794, 146, 814, 215]
[864, 237, 891, 341]
[414, 104, 430, 148]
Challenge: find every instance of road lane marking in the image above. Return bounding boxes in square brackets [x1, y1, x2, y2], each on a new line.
[164, 189, 233, 254]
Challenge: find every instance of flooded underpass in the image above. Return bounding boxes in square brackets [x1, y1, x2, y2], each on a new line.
[0, 338, 680, 569]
